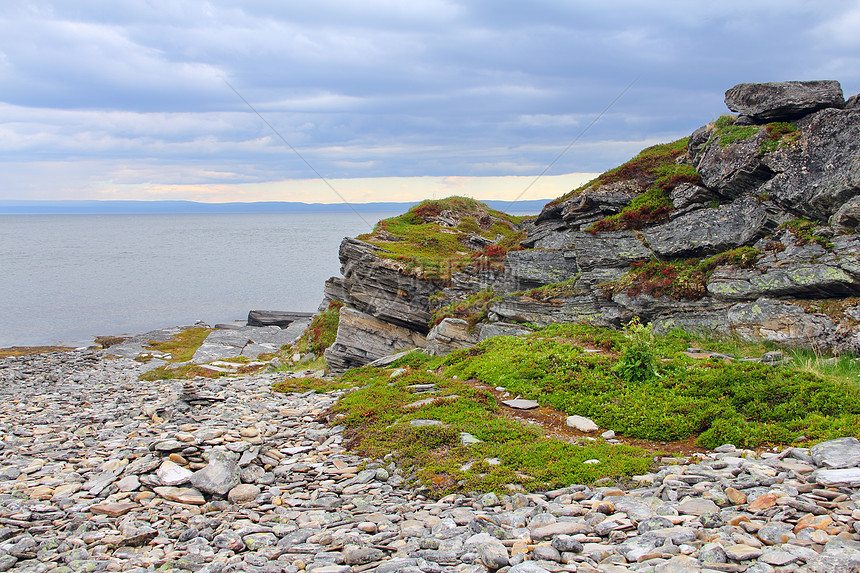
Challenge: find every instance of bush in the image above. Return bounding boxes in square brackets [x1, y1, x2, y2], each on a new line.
[613, 319, 656, 383]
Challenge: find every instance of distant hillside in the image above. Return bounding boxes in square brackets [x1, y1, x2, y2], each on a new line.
[0, 199, 548, 215]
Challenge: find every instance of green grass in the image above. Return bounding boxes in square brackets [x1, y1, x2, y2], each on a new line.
[292, 301, 343, 356]
[441, 324, 860, 449]
[587, 187, 674, 233]
[548, 138, 690, 208]
[358, 197, 526, 281]
[715, 125, 760, 148]
[144, 327, 212, 362]
[328, 364, 654, 494]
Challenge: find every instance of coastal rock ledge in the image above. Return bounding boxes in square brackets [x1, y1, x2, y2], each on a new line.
[323, 80, 860, 371]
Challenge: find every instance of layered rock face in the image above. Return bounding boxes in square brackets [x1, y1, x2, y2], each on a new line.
[325, 80, 860, 371]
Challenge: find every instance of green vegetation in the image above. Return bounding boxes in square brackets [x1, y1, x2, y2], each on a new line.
[709, 115, 761, 148]
[293, 301, 343, 356]
[139, 363, 230, 382]
[613, 319, 657, 383]
[358, 197, 526, 281]
[443, 324, 860, 449]
[715, 125, 760, 148]
[430, 288, 497, 329]
[549, 138, 691, 208]
[606, 247, 762, 300]
[327, 362, 653, 494]
[587, 187, 674, 233]
[759, 122, 801, 154]
[429, 278, 585, 330]
[144, 327, 212, 362]
[781, 218, 833, 249]
[524, 276, 584, 302]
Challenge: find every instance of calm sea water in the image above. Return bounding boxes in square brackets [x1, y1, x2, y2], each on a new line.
[0, 212, 397, 347]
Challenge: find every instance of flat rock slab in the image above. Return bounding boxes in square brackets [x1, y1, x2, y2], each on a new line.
[502, 399, 540, 410]
[153, 486, 206, 505]
[815, 468, 860, 487]
[725, 80, 844, 122]
[89, 502, 138, 517]
[811, 437, 860, 469]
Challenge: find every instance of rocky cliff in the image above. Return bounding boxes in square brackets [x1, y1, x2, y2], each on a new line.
[324, 81, 860, 371]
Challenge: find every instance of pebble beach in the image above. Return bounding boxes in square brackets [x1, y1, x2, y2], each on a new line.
[2, 340, 860, 573]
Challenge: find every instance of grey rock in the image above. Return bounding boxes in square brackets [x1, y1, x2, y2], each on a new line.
[808, 539, 860, 572]
[190, 449, 240, 495]
[725, 80, 844, 122]
[811, 436, 860, 468]
[324, 306, 427, 372]
[426, 318, 479, 356]
[504, 250, 579, 292]
[643, 197, 778, 257]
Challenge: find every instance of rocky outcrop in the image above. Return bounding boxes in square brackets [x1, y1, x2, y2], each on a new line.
[323, 306, 427, 372]
[725, 80, 844, 122]
[324, 80, 860, 366]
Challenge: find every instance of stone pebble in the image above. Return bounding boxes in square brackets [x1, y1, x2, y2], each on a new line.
[1, 347, 860, 572]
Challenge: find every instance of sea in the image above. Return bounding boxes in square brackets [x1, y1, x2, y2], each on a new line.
[0, 212, 402, 348]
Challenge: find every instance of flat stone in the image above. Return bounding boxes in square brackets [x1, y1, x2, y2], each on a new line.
[502, 399, 540, 410]
[531, 521, 589, 540]
[815, 468, 860, 487]
[190, 449, 240, 495]
[759, 548, 799, 566]
[228, 483, 261, 502]
[156, 459, 193, 486]
[566, 415, 599, 432]
[677, 497, 720, 516]
[811, 437, 860, 469]
[89, 502, 138, 517]
[153, 486, 206, 505]
[724, 544, 763, 561]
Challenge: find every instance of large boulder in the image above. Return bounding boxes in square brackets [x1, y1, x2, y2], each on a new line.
[642, 197, 778, 257]
[694, 125, 774, 199]
[725, 80, 844, 122]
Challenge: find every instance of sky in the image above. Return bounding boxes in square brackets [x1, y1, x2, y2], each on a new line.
[1, 1, 859, 204]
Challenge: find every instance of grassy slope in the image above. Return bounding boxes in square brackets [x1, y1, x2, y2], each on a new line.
[356, 197, 526, 281]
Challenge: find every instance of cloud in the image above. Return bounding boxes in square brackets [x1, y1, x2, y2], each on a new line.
[1, 1, 858, 201]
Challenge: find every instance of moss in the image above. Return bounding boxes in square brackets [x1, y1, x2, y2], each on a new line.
[713, 114, 737, 130]
[587, 187, 674, 233]
[329, 364, 654, 494]
[358, 197, 525, 282]
[430, 288, 498, 330]
[759, 122, 800, 154]
[781, 218, 833, 249]
[443, 325, 860, 449]
[524, 276, 583, 302]
[145, 327, 212, 362]
[606, 247, 763, 300]
[714, 124, 761, 148]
